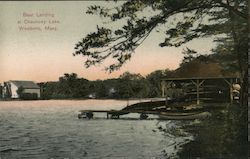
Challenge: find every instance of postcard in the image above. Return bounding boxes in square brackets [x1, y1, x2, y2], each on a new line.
[0, 1, 248, 158]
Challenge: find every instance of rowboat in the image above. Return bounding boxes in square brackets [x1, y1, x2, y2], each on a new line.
[158, 111, 211, 120]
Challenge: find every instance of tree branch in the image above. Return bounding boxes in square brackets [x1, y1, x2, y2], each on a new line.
[216, 0, 247, 19]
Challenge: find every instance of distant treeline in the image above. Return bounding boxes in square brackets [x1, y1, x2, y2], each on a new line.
[38, 70, 172, 99]
[38, 53, 236, 100]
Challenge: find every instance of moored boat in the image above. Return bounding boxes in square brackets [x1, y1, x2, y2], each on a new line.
[158, 111, 211, 120]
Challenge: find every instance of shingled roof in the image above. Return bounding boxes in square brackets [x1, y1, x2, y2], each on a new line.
[10, 80, 40, 89]
[169, 59, 239, 79]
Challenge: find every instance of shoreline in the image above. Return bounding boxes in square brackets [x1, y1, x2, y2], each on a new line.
[177, 105, 248, 158]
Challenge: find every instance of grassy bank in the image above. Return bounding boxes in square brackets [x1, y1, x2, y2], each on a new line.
[177, 103, 248, 158]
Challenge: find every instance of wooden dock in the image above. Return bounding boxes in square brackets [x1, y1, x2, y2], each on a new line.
[79, 109, 161, 119]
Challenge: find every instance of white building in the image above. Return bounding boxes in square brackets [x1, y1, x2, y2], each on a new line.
[2, 80, 40, 99]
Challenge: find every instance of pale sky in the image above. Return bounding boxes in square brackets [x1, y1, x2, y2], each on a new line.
[0, 1, 216, 83]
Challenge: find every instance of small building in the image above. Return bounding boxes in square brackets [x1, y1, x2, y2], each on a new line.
[2, 80, 40, 99]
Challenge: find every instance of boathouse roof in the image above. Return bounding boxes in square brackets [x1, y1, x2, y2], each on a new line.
[9, 80, 40, 89]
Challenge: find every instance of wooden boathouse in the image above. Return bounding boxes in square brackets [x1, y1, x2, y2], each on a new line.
[161, 76, 240, 105]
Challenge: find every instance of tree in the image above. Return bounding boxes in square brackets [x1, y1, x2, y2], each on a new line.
[92, 80, 108, 98]
[40, 73, 90, 99]
[180, 47, 199, 66]
[74, 0, 247, 105]
[116, 72, 149, 98]
[146, 69, 173, 97]
[58, 73, 90, 98]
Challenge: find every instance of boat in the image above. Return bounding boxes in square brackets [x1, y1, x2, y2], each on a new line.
[158, 111, 211, 120]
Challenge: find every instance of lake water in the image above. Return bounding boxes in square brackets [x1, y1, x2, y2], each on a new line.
[0, 99, 193, 159]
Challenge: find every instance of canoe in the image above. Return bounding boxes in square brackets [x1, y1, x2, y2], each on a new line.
[158, 111, 211, 120]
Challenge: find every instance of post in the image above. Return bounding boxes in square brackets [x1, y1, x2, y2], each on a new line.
[107, 112, 109, 119]
[197, 79, 200, 105]
[164, 81, 173, 109]
[165, 96, 169, 108]
[191, 79, 205, 105]
[230, 79, 233, 104]
[161, 81, 166, 97]
[224, 78, 233, 104]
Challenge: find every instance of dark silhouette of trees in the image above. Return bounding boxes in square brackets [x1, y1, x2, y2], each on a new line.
[74, 0, 247, 70]
[39, 72, 169, 99]
[40, 73, 89, 99]
[180, 48, 199, 66]
[116, 72, 150, 98]
[146, 69, 173, 97]
[58, 73, 89, 98]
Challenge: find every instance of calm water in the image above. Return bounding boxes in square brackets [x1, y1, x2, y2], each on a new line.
[0, 100, 192, 159]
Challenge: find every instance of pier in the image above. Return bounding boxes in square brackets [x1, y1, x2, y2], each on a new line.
[78, 109, 161, 119]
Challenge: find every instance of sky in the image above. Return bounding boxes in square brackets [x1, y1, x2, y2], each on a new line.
[0, 1, 216, 83]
